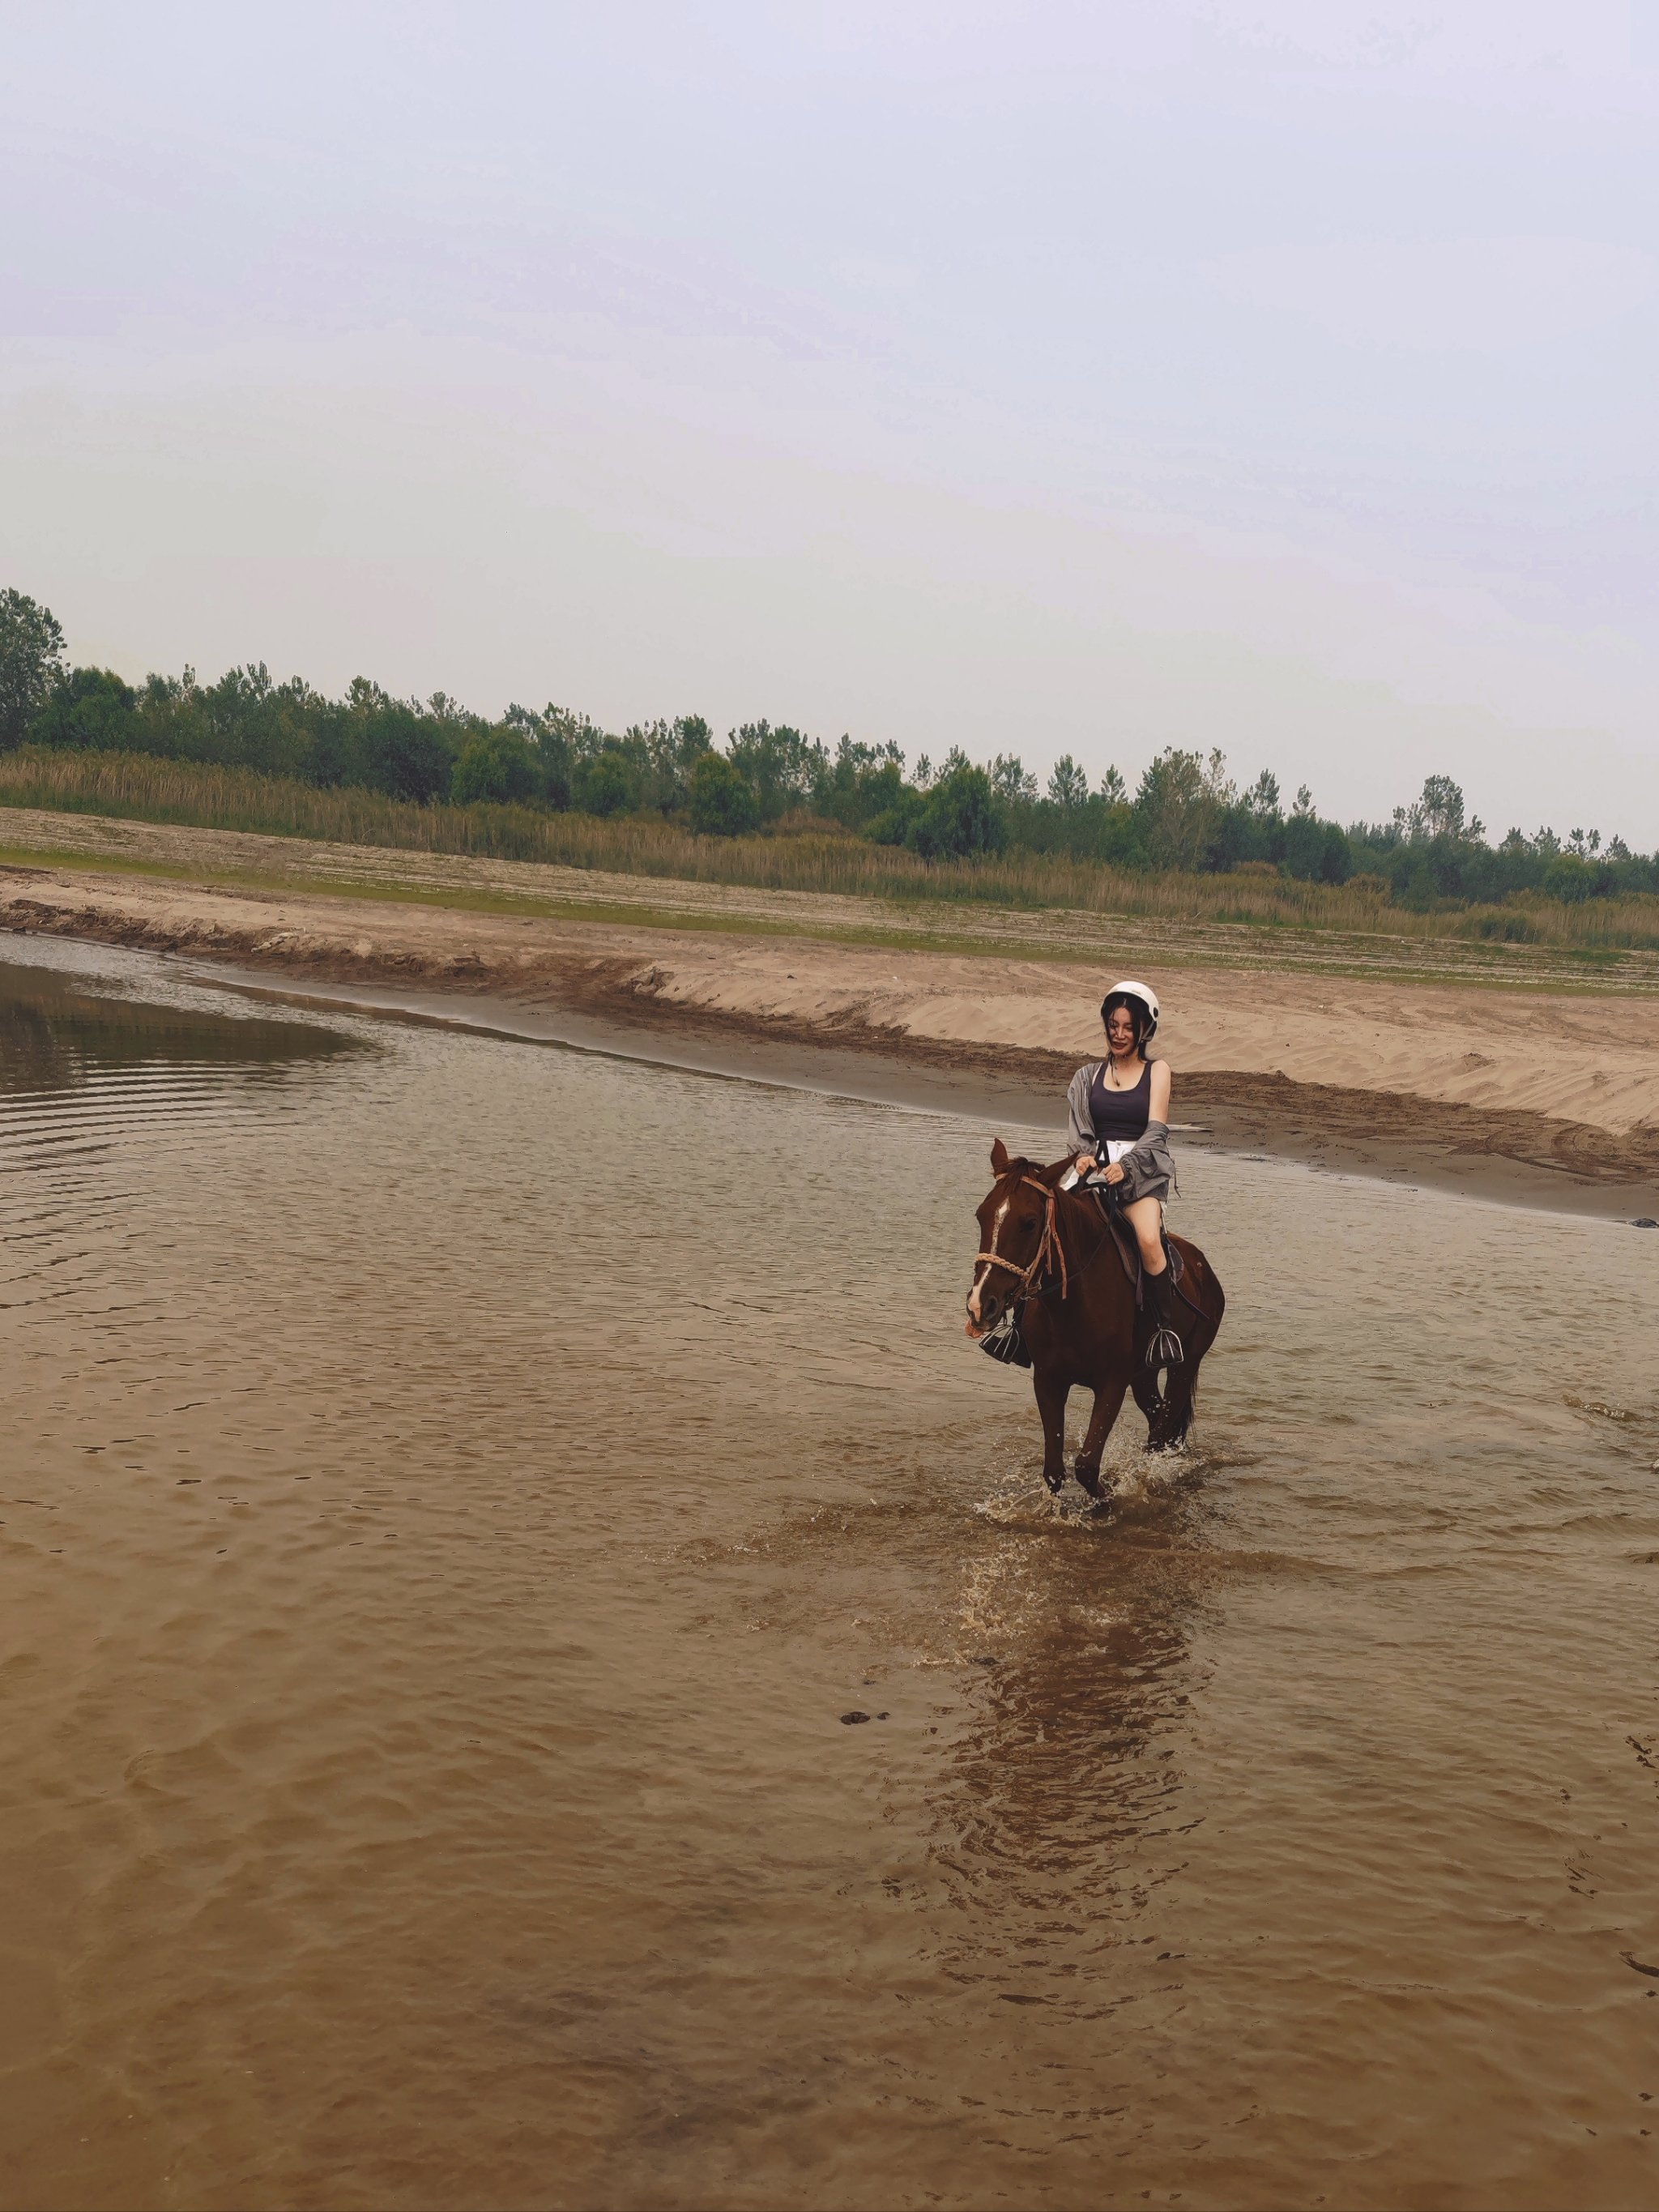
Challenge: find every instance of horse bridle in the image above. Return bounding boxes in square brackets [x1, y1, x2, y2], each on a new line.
[974, 1174, 1071, 1306]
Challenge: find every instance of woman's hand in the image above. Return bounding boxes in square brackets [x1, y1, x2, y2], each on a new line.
[1102, 1161, 1126, 1185]
[1073, 1152, 1096, 1177]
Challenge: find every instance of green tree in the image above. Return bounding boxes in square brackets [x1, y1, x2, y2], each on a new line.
[345, 681, 456, 802]
[1094, 800, 1139, 865]
[689, 750, 759, 836]
[629, 715, 712, 814]
[1047, 754, 1090, 809]
[1543, 852, 1596, 903]
[1392, 773, 1467, 844]
[29, 667, 138, 750]
[725, 720, 826, 822]
[1318, 824, 1354, 884]
[0, 588, 67, 749]
[1134, 747, 1234, 871]
[1278, 814, 1353, 883]
[577, 748, 637, 818]
[906, 760, 1004, 858]
[1242, 769, 1282, 819]
[497, 703, 572, 809]
[989, 754, 1037, 804]
[817, 736, 909, 829]
[132, 668, 207, 760]
[192, 662, 337, 779]
[527, 702, 604, 810]
[1282, 810, 1326, 880]
[866, 791, 925, 844]
[450, 727, 540, 805]
[1418, 774, 1465, 840]
[1398, 853, 1439, 911]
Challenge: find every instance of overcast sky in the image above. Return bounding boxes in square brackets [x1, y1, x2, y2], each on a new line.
[3, 1, 1657, 836]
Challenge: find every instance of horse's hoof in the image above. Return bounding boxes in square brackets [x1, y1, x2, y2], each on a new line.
[1074, 1465, 1103, 1500]
[1041, 1469, 1066, 1496]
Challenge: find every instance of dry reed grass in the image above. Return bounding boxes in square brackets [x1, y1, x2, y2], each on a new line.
[4, 745, 1658, 953]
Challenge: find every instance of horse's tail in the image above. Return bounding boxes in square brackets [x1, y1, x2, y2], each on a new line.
[1160, 1240, 1222, 1449]
[1162, 1368, 1200, 1448]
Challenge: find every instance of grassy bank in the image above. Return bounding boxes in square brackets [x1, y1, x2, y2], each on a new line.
[5, 744, 1659, 954]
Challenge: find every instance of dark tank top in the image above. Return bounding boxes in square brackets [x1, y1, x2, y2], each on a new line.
[1089, 1057, 1155, 1147]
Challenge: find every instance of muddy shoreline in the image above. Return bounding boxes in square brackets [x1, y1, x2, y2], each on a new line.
[5, 852, 1658, 1221]
[190, 961, 1659, 1220]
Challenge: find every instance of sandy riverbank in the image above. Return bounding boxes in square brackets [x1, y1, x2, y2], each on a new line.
[4, 826, 1659, 1218]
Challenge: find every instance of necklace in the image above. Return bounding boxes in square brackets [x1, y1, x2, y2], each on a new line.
[1106, 1052, 1139, 1088]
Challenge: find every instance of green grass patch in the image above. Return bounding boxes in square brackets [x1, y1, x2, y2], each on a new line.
[0, 837, 1089, 958]
[8, 835, 1659, 996]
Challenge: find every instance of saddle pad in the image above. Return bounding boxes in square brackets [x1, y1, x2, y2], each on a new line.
[1094, 1196, 1188, 1307]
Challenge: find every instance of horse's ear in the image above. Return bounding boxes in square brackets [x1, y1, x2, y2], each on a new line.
[990, 1137, 1010, 1176]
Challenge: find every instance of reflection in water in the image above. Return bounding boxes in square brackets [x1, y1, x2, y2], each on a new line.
[0, 954, 358, 1095]
[2, 934, 1657, 2212]
[941, 1546, 1196, 1898]
[903, 1474, 1212, 2048]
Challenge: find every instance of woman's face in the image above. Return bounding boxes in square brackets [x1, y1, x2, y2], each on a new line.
[1105, 1007, 1138, 1053]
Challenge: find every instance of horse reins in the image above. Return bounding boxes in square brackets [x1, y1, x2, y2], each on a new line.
[974, 1175, 1070, 1305]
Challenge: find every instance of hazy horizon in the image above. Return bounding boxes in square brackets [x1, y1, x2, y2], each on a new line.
[3, 2, 1656, 841]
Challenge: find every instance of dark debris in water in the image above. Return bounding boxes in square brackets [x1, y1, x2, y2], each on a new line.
[1631, 1217, 1658, 1228]
[839, 1710, 890, 1724]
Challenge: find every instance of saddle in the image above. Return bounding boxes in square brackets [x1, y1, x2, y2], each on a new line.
[1091, 1187, 1201, 1317]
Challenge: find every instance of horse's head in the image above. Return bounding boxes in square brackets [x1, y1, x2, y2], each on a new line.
[966, 1137, 1068, 1335]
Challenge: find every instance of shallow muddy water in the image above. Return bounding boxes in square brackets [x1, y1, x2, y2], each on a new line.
[2, 936, 1657, 2212]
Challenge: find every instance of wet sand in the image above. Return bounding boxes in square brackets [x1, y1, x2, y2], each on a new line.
[4, 825, 1659, 1220]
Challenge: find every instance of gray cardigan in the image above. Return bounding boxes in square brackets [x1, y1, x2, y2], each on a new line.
[1065, 1061, 1177, 1205]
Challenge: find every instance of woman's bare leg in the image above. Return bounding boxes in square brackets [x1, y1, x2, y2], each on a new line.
[1126, 1195, 1182, 1376]
[1122, 1194, 1166, 1275]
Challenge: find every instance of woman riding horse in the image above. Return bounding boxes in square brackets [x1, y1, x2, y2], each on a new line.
[1066, 980, 1185, 1360]
[966, 974, 1223, 1477]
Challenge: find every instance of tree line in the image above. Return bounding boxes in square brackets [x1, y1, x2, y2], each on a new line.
[2, 586, 1653, 907]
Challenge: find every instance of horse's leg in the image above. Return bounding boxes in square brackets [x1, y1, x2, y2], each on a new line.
[1149, 1360, 1194, 1450]
[1145, 1315, 1218, 1449]
[1157, 1326, 1218, 1449]
[1074, 1373, 1128, 1498]
[1033, 1369, 1070, 1495]
[1143, 1245, 1222, 1452]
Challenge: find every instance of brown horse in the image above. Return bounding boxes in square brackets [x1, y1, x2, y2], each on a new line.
[965, 1138, 1226, 1497]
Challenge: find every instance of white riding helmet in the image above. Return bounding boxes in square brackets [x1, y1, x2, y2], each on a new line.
[1101, 978, 1160, 1043]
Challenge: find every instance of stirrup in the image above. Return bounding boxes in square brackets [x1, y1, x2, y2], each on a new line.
[1146, 1325, 1184, 1368]
[979, 1309, 1027, 1366]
